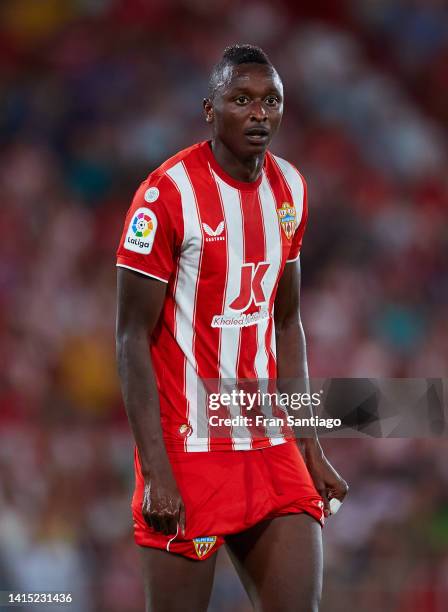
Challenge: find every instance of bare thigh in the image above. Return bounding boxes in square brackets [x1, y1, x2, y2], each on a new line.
[226, 513, 323, 612]
[139, 546, 217, 612]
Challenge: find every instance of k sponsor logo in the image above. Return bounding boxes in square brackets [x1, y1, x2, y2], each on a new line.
[211, 262, 270, 327]
[125, 207, 158, 254]
[230, 262, 269, 311]
[193, 536, 217, 558]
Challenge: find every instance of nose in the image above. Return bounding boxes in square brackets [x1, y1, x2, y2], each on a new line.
[250, 101, 267, 122]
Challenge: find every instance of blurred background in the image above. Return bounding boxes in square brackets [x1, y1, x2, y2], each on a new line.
[0, 0, 447, 610]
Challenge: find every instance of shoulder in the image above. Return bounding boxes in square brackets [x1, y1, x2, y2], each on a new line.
[137, 141, 206, 204]
[126, 148, 203, 235]
[266, 152, 307, 209]
[148, 142, 206, 184]
[266, 152, 307, 194]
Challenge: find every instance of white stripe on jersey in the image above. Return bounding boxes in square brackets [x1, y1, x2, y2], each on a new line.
[272, 155, 305, 229]
[166, 162, 208, 452]
[213, 171, 252, 450]
[257, 173, 285, 443]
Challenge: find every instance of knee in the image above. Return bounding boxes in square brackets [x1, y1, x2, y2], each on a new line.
[288, 587, 322, 612]
[258, 591, 321, 612]
[290, 595, 321, 612]
[304, 584, 322, 612]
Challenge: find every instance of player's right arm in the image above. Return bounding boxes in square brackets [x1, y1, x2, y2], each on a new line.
[116, 268, 185, 537]
[115, 176, 185, 537]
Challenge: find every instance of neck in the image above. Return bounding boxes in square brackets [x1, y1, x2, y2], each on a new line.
[211, 139, 265, 183]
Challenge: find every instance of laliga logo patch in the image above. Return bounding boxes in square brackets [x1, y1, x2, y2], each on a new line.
[125, 207, 157, 254]
[193, 536, 217, 559]
[277, 202, 296, 240]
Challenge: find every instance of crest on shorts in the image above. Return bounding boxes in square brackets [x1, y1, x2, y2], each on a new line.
[313, 499, 325, 525]
[193, 536, 217, 558]
[276, 202, 296, 240]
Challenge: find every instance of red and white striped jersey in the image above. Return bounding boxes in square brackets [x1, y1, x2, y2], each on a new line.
[117, 141, 308, 452]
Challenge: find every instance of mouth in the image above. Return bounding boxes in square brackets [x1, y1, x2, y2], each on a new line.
[244, 127, 270, 144]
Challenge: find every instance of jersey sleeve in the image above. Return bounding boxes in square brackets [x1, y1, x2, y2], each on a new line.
[116, 176, 182, 283]
[287, 172, 309, 263]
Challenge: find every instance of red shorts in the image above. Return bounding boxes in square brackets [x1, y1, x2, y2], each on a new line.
[132, 440, 324, 561]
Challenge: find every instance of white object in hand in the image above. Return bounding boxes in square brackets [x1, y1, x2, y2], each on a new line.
[329, 498, 342, 514]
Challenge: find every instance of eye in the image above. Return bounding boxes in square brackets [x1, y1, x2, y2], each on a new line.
[265, 95, 279, 106]
[235, 95, 250, 105]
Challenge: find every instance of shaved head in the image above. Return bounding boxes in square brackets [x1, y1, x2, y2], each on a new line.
[208, 44, 276, 101]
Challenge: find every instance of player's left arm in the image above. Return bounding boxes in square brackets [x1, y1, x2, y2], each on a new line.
[274, 257, 349, 516]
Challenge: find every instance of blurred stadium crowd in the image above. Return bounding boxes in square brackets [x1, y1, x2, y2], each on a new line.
[0, 0, 447, 610]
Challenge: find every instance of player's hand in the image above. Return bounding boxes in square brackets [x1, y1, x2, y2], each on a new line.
[142, 470, 186, 537]
[304, 445, 349, 518]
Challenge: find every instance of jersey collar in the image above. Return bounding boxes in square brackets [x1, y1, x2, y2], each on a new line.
[202, 141, 265, 191]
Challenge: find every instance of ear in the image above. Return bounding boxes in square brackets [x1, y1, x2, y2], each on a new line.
[203, 98, 214, 123]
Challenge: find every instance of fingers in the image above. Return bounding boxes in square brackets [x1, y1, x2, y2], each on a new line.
[153, 511, 167, 535]
[144, 508, 179, 535]
[160, 512, 178, 536]
[157, 501, 186, 536]
[339, 479, 349, 500]
[317, 478, 349, 518]
[147, 512, 162, 533]
[178, 502, 186, 537]
[141, 491, 183, 536]
[316, 483, 331, 518]
[330, 479, 349, 502]
[325, 479, 349, 517]
[142, 486, 158, 530]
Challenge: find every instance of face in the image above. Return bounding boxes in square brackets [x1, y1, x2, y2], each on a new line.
[204, 63, 284, 159]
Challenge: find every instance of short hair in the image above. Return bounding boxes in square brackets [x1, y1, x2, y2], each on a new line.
[208, 44, 273, 100]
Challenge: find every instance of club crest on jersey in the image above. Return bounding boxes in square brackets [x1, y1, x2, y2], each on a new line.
[125, 207, 158, 254]
[277, 202, 296, 240]
[202, 221, 225, 242]
[193, 536, 217, 558]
